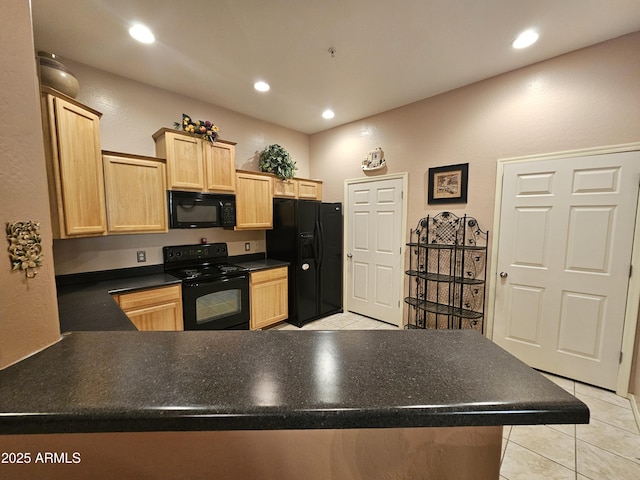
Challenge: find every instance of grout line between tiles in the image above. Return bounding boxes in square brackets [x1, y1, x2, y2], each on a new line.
[507, 436, 576, 474]
[574, 423, 578, 480]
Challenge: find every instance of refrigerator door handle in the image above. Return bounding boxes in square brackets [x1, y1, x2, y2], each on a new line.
[317, 218, 325, 266]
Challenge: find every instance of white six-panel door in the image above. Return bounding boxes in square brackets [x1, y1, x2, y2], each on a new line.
[346, 177, 405, 326]
[493, 151, 640, 390]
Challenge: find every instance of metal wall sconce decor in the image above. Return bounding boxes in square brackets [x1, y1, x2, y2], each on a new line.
[6, 221, 44, 278]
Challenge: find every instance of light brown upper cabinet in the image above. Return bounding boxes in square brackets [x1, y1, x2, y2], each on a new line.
[102, 151, 168, 234]
[153, 128, 236, 193]
[234, 171, 273, 230]
[203, 140, 236, 193]
[296, 179, 323, 200]
[41, 87, 107, 238]
[272, 177, 323, 200]
[273, 178, 298, 198]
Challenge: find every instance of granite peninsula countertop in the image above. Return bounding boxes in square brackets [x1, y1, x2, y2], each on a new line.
[0, 329, 588, 435]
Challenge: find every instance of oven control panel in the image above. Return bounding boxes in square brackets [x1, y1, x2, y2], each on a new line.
[164, 243, 228, 264]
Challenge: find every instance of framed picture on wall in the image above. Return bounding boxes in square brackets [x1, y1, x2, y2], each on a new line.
[428, 163, 469, 204]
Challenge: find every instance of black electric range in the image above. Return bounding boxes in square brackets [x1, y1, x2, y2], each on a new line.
[163, 243, 250, 330]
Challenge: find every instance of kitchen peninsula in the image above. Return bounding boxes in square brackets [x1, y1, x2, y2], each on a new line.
[0, 329, 588, 479]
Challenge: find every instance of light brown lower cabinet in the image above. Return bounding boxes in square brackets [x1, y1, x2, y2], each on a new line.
[250, 267, 288, 330]
[114, 285, 183, 331]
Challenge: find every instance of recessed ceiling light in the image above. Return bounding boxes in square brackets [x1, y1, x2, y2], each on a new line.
[322, 109, 335, 119]
[254, 81, 270, 92]
[512, 29, 539, 49]
[129, 24, 155, 44]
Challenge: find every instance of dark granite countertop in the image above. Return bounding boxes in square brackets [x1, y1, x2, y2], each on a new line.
[54, 258, 289, 332]
[56, 266, 181, 333]
[0, 329, 588, 435]
[232, 258, 289, 271]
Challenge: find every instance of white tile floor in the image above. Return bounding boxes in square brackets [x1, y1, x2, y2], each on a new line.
[268, 312, 640, 480]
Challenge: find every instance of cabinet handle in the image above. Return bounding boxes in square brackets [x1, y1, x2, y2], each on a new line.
[500, 272, 508, 278]
[347, 253, 353, 258]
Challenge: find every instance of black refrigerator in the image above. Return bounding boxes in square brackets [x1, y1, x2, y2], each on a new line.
[266, 199, 343, 327]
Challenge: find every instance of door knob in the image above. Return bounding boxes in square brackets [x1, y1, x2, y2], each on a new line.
[500, 272, 508, 278]
[347, 253, 353, 258]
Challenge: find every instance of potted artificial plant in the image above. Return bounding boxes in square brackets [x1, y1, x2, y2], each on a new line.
[258, 144, 298, 180]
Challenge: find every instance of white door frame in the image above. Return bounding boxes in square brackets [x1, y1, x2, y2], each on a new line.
[343, 173, 409, 326]
[486, 142, 640, 396]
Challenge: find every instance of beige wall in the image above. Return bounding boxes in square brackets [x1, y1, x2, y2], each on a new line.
[52, 61, 311, 274]
[310, 32, 640, 220]
[310, 31, 640, 392]
[0, 1, 60, 368]
[65, 60, 310, 172]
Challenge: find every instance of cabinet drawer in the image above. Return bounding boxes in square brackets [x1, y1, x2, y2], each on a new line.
[250, 266, 288, 284]
[117, 285, 181, 310]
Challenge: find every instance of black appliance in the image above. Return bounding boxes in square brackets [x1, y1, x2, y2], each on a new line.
[266, 199, 343, 327]
[168, 190, 236, 229]
[163, 243, 249, 330]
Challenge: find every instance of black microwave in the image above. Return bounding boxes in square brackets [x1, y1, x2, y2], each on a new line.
[168, 190, 236, 229]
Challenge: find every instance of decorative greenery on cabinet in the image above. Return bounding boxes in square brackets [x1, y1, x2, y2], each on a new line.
[258, 144, 298, 180]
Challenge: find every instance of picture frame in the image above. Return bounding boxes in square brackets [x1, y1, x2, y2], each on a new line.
[427, 163, 468, 204]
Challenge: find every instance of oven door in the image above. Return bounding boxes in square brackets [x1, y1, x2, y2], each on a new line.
[181, 275, 250, 330]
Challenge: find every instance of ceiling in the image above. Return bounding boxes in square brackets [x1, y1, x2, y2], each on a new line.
[31, 0, 640, 135]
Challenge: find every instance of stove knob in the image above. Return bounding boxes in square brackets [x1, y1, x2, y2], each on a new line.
[176, 252, 182, 258]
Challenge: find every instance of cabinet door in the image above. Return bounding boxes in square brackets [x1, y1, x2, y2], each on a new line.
[50, 95, 106, 237]
[117, 285, 183, 331]
[203, 141, 236, 193]
[164, 132, 205, 191]
[235, 172, 273, 230]
[124, 302, 183, 331]
[273, 179, 298, 198]
[297, 180, 323, 200]
[103, 153, 168, 234]
[250, 267, 288, 330]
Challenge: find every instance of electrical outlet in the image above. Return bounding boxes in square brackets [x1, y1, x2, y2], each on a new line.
[137, 250, 146, 263]
[254, 242, 260, 251]
[244, 242, 251, 251]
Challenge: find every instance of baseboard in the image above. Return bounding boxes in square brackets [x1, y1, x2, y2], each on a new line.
[630, 393, 640, 431]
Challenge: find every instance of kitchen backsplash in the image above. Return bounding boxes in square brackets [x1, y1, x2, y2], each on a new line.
[53, 229, 265, 275]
